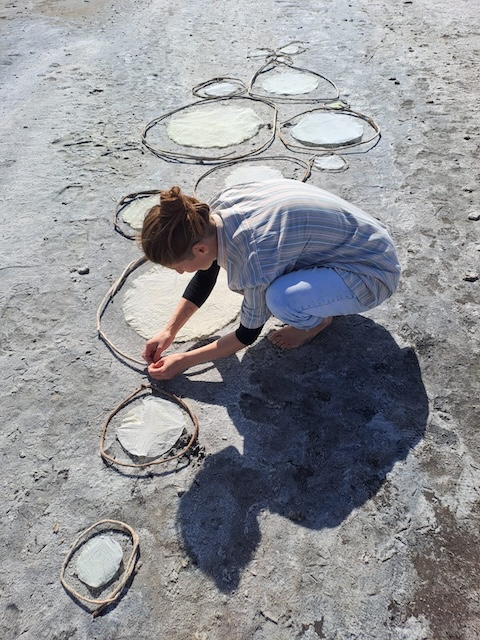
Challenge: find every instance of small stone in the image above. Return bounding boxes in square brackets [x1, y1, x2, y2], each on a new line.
[463, 272, 479, 282]
[77, 266, 90, 275]
[467, 211, 480, 221]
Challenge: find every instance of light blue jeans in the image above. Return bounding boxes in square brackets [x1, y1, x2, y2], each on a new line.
[265, 267, 376, 330]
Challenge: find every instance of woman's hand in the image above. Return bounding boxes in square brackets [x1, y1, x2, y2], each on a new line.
[146, 331, 247, 380]
[147, 353, 189, 380]
[142, 329, 175, 364]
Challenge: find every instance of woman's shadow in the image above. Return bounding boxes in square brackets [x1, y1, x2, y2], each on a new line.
[168, 315, 428, 592]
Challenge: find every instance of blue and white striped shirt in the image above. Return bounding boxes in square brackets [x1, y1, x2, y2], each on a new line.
[209, 179, 400, 329]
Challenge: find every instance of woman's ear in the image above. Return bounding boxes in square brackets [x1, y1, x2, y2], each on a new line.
[192, 234, 216, 256]
[192, 242, 208, 256]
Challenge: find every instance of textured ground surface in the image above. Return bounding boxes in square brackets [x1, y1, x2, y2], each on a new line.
[1, 0, 479, 638]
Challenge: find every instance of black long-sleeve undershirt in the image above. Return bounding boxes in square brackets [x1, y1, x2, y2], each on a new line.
[182, 260, 220, 308]
[181, 261, 263, 346]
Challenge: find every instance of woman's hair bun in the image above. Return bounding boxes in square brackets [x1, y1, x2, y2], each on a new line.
[159, 186, 188, 219]
[167, 186, 182, 199]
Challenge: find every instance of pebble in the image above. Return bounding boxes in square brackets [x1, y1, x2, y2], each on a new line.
[463, 272, 479, 282]
[77, 266, 90, 275]
[467, 211, 480, 221]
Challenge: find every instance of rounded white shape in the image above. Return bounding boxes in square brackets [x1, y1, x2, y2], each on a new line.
[248, 48, 273, 58]
[277, 43, 305, 55]
[166, 104, 264, 148]
[260, 70, 319, 95]
[121, 194, 160, 231]
[122, 266, 242, 342]
[290, 113, 364, 147]
[224, 165, 284, 188]
[116, 396, 185, 458]
[203, 82, 241, 97]
[313, 155, 346, 171]
[76, 535, 123, 588]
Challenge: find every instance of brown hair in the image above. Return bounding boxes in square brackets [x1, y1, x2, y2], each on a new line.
[140, 186, 214, 265]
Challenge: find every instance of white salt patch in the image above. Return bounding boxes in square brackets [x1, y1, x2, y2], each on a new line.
[122, 266, 242, 342]
[260, 70, 318, 95]
[248, 48, 272, 58]
[203, 82, 240, 97]
[121, 194, 160, 231]
[313, 155, 346, 171]
[290, 113, 364, 147]
[224, 165, 284, 187]
[76, 535, 123, 588]
[166, 104, 264, 148]
[116, 396, 185, 458]
[278, 43, 305, 55]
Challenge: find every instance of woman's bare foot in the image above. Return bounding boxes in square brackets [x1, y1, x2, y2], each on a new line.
[267, 317, 333, 350]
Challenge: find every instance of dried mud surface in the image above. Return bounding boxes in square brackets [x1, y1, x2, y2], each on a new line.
[1, 0, 479, 639]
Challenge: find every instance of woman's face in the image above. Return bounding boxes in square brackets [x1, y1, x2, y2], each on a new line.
[170, 253, 215, 274]
[169, 238, 217, 274]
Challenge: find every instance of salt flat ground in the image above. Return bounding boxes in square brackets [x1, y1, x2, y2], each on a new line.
[1, 0, 479, 638]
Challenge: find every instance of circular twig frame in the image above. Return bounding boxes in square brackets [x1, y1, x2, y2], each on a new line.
[192, 77, 247, 99]
[141, 96, 278, 164]
[279, 105, 381, 153]
[60, 519, 140, 618]
[193, 154, 313, 200]
[114, 190, 161, 240]
[248, 61, 340, 104]
[100, 384, 199, 469]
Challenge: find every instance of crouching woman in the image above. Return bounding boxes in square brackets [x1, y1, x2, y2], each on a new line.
[140, 179, 400, 380]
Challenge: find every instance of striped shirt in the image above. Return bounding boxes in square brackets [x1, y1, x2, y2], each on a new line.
[209, 179, 400, 329]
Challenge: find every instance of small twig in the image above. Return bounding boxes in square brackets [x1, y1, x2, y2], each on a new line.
[95, 256, 147, 367]
[0, 265, 40, 271]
